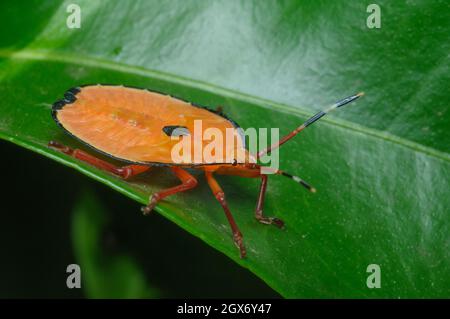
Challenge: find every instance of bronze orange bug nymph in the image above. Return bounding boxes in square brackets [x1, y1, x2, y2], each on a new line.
[49, 84, 363, 258]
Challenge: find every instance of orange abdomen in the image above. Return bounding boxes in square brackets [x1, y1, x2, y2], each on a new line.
[52, 85, 249, 165]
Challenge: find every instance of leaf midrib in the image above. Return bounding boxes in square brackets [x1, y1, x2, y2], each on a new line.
[0, 47, 449, 165]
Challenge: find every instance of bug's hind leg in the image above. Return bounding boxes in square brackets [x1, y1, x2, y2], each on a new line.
[48, 141, 149, 179]
[205, 171, 246, 258]
[141, 167, 198, 215]
[255, 175, 285, 229]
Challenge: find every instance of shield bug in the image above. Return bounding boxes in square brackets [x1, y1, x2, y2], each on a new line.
[50, 85, 363, 258]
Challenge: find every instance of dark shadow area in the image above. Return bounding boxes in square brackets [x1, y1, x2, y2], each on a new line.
[0, 140, 83, 298]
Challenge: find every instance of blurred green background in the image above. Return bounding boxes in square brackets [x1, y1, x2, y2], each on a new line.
[0, 0, 449, 298]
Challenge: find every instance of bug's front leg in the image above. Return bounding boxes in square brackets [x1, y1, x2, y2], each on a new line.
[48, 141, 150, 179]
[255, 174, 285, 229]
[141, 167, 198, 215]
[205, 171, 246, 258]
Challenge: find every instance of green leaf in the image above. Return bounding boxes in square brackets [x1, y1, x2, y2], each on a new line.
[0, 1, 449, 297]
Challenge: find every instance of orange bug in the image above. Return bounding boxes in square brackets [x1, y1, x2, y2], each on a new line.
[50, 85, 363, 258]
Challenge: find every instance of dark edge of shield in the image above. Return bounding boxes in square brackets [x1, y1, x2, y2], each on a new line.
[51, 84, 245, 167]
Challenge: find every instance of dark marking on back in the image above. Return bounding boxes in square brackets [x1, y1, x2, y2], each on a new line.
[162, 125, 190, 137]
[52, 86, 81, 111]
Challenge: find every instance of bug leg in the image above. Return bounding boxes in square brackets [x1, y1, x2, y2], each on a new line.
[215, 106, 224, 113]
[48, 141, 149, 179]
[255, 175, 285, 229]
[141, 167, 198, 215]
[205, 171, 246, 258]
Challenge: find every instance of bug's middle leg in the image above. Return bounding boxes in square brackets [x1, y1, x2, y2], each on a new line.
[141, 167, 198, 215]
[255, 174, 285, 228]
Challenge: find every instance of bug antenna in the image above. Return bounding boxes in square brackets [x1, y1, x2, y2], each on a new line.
[257, 92, 364, 159]
[277, 170, 316, 193]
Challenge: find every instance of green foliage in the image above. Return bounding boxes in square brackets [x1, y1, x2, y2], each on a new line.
[0, 0, 448, 297]
[72, 188, 159, 298]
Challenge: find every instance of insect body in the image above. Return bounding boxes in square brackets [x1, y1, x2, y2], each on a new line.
[50, 85, 363, 258]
